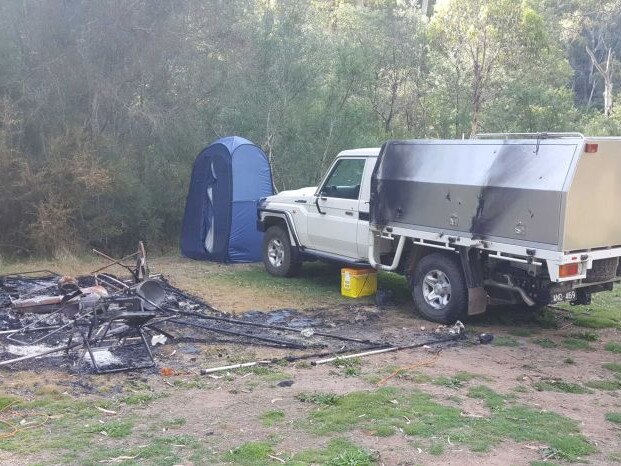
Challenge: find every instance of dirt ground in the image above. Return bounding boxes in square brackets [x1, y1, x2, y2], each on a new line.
[0, 256, 620, 466]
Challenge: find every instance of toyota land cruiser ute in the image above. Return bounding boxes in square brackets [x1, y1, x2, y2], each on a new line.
[257, 134, 621, 323]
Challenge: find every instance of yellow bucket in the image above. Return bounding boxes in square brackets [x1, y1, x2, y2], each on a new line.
[341, 268, 377, 298]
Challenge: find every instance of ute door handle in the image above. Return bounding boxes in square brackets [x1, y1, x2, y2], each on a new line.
[345, 211, 354, 216]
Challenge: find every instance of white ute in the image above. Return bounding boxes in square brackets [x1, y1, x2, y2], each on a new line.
[258, 134, 621, 323]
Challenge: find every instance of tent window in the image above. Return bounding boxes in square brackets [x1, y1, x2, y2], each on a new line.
[320, 158, 365, 200]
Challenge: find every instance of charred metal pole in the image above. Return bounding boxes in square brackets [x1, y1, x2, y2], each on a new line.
[163, 308, 385, 347]
[167, 319, 313, 349]
[311, 336, 459, 365]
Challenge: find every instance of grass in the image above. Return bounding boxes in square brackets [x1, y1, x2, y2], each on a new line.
[122, 392, 163, 405]
[90, 420, 134, 438]
[293, 438, 376, 466]
[492, 336, 520, 347]
[331, 357, 362, 377]
[605, 342, 621, 353]
[605, 412, 621, 425]
[533, 338, 557, 348]
[224, 441, 274, 465]
[584, 380, 621, 391]
[260, 410, 285, 427]
[603, 362, 621, 379]
[532, 379, 591, 394]
[562, 338, 591, 350]
[564, 357, 575, 364]
[224, 438, 376, 466]
[569, 331, 599, 341]
[301, 386, 593, 460]
[0, 391, 210, 465]
[295, 392, 342, 406]
[434, 371, 480, 389]
[563, 286, 621, 329]
[509, 328, 534, 337]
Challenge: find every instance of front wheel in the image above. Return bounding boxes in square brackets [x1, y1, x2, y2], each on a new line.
[410, 252, 468, 323]
[262, 225, 301, 277]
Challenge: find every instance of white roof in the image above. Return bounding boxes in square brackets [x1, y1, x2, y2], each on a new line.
[337, 147, 381, 157]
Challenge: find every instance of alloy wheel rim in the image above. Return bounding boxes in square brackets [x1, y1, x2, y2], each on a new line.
[422, 269, 451, 310]
[267, 239, 285, 268]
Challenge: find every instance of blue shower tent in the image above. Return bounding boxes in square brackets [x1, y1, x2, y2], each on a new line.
[181, 137, 274, 263]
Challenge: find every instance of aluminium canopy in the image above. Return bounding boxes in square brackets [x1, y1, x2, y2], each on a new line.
[181, 136, 274, 262]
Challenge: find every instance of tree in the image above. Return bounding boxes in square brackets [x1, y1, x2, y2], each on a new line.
[429, 0, 550, 136]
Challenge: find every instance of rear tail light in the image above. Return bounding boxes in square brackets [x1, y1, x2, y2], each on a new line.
[559, 263, 580, 278]
[585, 143, 598, 153]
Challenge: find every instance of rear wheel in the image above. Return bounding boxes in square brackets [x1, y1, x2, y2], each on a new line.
[409, 252, 468, 323]
[263, 225, 301, 277]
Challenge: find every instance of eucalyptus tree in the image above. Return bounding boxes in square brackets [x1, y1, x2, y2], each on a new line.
[429, 0, 552, 136]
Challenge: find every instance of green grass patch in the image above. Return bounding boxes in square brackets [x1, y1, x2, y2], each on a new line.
[533, 308, 559, 329]
[89, 420, 134, 438]
[493, 336, 520, 347]
[223, 441, 273, 465]
[292, 438, 376, 466]
[606, 412, 621, 425]
[69, 434, 207, 466]
[332, 357, 362, 377]
[378, 365, 432, 383]
[605, 342, 621, 353]
[468, 385, 509, 410]
[569, 331, 599, 341]
[562, 338, 591, 350]
[434, 372, 479, 390]
[603, 362, 621, 378]
[564, 357, 575, 364]
[428, 442, 445, 455]
[122, 392, 162, 405]
[259, 410, 285, 427]
[563, 287, 621, 329]
[303, 386, 594, 460]
[0, 392, 137, 460]
[584, 380, 621, 391]
[160, 417, 187, 430]
[509, 328, 534, 337]
[533, 379, 591, 394]
[295, 392, 342, 406]
[533, 338, 557, 348]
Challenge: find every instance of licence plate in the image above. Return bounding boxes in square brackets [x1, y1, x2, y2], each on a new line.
[550, 290, 577, 304]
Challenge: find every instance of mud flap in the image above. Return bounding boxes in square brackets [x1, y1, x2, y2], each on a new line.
[458, 247, 488, 316]
[467, 287, 487, 315]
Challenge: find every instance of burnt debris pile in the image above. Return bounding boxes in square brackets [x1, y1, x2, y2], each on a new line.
[0, 244, 464, 374]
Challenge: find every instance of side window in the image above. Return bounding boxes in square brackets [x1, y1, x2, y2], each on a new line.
[320, 159, 365, 200]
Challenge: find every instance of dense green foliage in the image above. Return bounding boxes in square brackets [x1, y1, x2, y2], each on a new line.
[1, 0, 620, 255]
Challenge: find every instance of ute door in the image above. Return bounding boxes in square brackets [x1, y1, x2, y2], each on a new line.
[307, 158, 366, 258]
[356, 157, 377, 258]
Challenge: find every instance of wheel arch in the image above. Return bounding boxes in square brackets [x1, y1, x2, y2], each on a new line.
[400, 241, 449, 275]
[259, 211, 300, 249]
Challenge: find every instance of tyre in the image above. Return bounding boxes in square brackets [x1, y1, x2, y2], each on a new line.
[409, 252, 468, 323]
[262, 225, 301, 277]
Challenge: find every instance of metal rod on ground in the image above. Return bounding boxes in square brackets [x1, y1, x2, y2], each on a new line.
[197, 343, 391, 376]
[168, 319, 313, 349]
[200, 361, 271, 375]
[0, 341, 84, 366]
[311, 336, 460, 365]
[163, 307, 386, 347]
